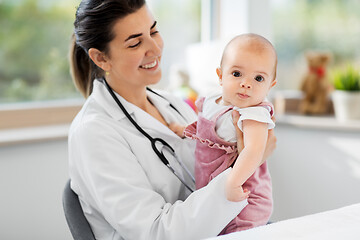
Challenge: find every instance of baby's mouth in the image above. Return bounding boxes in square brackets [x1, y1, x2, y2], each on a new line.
[238, 93, 250, 99]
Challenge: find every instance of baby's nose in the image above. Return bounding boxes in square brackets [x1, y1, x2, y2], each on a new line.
[241, 83, 251, 89]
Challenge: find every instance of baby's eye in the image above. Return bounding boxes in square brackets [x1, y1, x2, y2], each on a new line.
[232, 71, 241, 77]
[255, 75, 264, 82]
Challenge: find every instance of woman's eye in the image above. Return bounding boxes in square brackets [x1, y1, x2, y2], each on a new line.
[255, 75, 264, 82]
[232, 71, 241, 77]
[151, 30, 159, 36]
[129, 42, 141, 48]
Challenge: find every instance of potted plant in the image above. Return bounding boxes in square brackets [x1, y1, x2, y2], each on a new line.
[331, 65, 360, 121]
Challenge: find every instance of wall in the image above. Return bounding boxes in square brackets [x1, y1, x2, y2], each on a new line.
[268, 123, 360, 221]
[0, 139, 72, 240]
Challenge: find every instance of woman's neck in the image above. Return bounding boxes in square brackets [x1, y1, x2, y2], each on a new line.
[108, 80, 148, 110]
[108, 80, 168, 126]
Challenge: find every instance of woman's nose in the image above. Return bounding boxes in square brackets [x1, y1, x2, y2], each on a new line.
[146, 37, 163, 57]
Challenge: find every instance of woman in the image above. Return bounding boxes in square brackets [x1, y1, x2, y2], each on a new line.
[68, 1, 277, 239]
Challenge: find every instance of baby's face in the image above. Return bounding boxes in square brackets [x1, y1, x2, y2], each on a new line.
[218, 43, 276, 108]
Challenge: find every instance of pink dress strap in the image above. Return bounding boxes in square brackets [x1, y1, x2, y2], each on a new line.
[195, 97, 205, 112]
[258, 101, 275, 117]
[184, 105, 237, 154]
[210, 105, 233, 122]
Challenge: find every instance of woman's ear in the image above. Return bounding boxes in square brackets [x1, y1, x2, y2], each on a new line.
[216, 67, 223, 85]
[88, 48, 111, 72]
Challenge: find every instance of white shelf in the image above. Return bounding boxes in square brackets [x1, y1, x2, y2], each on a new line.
[276, 113, 360, 131]
[0, 124, 70, 146]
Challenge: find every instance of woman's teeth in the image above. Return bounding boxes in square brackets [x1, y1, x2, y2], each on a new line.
[140, 60, 157, 69]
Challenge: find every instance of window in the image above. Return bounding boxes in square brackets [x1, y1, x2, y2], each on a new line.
[3, 0, 358, 103]
[148, 0, 201, 88]
[0, 0, 201, 102]
[0, 0, 201, 133]
[185, 0, 360, 95]
[271, 0, 360, 90]
[0, 0, 81, 103]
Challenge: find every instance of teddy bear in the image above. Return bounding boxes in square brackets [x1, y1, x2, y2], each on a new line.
[299, 51, 333, 115]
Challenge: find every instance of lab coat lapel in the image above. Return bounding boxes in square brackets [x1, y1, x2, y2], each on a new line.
[92, 80, 131, 121]
[92, 80, 176, 137]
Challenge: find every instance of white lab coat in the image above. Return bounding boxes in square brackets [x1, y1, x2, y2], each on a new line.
[68, 80, 247, 240]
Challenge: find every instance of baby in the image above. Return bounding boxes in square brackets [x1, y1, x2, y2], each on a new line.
[172, 33, 277, 234]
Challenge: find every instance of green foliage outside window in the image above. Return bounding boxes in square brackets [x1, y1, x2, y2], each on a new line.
[0, 0, 80, 103]
[0, 0, 200, 103]
[273, 0, 360, 62]
[1, 0, 359, 102]
[272, 0, 360, 90]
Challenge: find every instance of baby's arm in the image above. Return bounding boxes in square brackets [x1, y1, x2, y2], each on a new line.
[226, 119, 268, 202]
[169, 122, 186, 138]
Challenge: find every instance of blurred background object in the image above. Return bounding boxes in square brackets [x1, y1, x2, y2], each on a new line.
[331, 65, 360, 121]
[167, 65, 198, 113]
[299, 51, 333, 115]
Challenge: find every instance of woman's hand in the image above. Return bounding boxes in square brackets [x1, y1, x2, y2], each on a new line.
[232, 111, 244, 154]
[261, 115, 277, 164]
[262, 127, 277, 164]
[169, 122, 186, 138]
[225, 175, 250, 202]
[232, 111, 277, 165]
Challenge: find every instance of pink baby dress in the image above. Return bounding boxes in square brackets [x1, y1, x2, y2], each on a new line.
[184, 97, 273, 234]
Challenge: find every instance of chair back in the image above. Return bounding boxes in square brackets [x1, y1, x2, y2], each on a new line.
[62, 180, 96, 240]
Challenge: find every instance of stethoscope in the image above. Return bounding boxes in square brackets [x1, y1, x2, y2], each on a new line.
[102, 77, 195, 192]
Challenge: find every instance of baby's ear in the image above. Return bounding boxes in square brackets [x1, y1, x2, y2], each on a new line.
[216, 67, 222, 85]
[270, 79, 277, 88]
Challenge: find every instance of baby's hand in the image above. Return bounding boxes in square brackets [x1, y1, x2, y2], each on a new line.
[226, 173, 250, 202]
[169, 123, 186, 138]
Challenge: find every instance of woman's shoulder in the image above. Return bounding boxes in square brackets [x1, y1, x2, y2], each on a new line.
[69, 96, 117, 138]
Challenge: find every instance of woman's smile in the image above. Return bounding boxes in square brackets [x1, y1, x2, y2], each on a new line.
[140, 58, 159, 70]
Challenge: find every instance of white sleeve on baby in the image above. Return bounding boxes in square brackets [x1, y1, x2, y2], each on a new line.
[236, 106, 275, 132]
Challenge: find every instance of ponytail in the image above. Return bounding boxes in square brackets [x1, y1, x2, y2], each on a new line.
[69, 34, 94, 98]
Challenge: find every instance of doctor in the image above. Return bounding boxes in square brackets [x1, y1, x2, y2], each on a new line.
[68, 0, 277, 240]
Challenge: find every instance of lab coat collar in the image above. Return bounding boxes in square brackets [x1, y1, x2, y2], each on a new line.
[91, 79, 130, 121]
[91, 79, 176, 136]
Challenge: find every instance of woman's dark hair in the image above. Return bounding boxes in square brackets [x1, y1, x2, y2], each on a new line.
[70, 0, 145, 98]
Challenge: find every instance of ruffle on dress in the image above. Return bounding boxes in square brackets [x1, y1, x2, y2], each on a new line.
[184, 121, 237, 154]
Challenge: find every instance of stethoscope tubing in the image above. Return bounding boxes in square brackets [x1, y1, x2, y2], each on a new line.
[102, 78, 195, 192]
